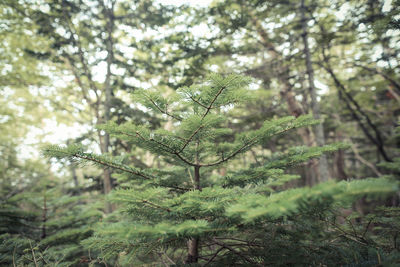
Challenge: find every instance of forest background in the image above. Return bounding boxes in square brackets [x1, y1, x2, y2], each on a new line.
[0, 0, 399, 266]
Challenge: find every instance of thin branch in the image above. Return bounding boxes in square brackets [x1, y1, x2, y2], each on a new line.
[63, 12, 101, 106]
[141, 200, 171, 213]
[347, 139, 382, 176]
[178, 126, 204, 153]
[203, 247, 225, 266]
[178, 76, 238, 154]
[362, 217, 375, 239]
[107, 129, 195, 166]
[314, 16, 392, 162]
[352, 63, 400, 94]
[162, 250, 176, 265]
[70, 152, 152, 179]
[212, 238, 262, 266]
[202, 83, 228, 120]
[145, 95, 182, 121]
[319, 59, 392, 162]
[29, 240, 39, 267]
[203, 125, 296, 167]
[134, 131, 196, 166]
[69, 151, 190, 190]
[188, 95, 209, 109]
[62, 54, 94, 108]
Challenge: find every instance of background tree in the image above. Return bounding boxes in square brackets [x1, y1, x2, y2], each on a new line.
[12, 0, 177, 212]
[159, 0, 399, 182]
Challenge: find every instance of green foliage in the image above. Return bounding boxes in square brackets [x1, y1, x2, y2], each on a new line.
[227, 178, 397, 222]
[43, 74, 399, 266]
[2, 0, 399, 265]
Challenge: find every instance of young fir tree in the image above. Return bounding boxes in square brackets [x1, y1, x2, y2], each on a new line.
[0, 168, 104, 266]
[44, 74, 397, 266]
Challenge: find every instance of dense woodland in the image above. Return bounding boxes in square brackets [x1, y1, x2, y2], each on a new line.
[1, 0, 400, 266]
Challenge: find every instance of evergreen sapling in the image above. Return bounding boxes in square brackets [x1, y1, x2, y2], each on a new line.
[44, 74, 398, 266]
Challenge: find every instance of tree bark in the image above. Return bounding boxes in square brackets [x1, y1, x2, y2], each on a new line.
[185, 166, 201, 263]
[101, 0, 116, 213]
[185, 165, 201, 263]
[41, 194, 47, 239]
[300, 0, 330, 182]
[194, 165, 201, 191]
[333, 128, 347, 180]
[185, 238, 199, 264]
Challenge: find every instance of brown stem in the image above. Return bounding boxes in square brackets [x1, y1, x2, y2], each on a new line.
[145, 96, 182, 121]
[185, 238, 199, 263]
[353, 63, 400, 95]
[300, 0, 329, 182]
[212, 238, 262, 266]
[185, 166, 202, 263]
[322, 63, 392, 162]
[101, 0, 116, 214]
[194, 166, 201, 190]
[347, 138, 382, 177]
[41, 194, 47, 239]
[315, 19, 392, 162]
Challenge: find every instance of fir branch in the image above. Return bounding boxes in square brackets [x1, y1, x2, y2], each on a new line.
[43, 145, 153, 180]
[178, 76, 238, 154]
[141, 200, 172, 213]
[178, 125, 204, 154]
[201, 84, 227, 119]
[212, 238, 262, 266]
[188, 95, 209, 109]
[203, 246, 225, 266]
[73, 153, 151, 179]
[147, 136, 196, 166]
[112, 129, 196, 166]
[204, 116, 318, 167]
[146, 95, 182, 121]
[203, 139, 256, 167]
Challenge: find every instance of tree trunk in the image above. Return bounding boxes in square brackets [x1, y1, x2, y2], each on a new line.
[185, 238, 199, 264]
[101, 2, 115, 213]
[185, 165, 201, 263]
[334, 130, 347, 180]
[300, 0, 330, 182]
[99, 133, 113, 213]
[41, 194, 47, 239]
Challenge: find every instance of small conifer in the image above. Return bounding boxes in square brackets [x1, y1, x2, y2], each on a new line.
[44, 74, 397, 265]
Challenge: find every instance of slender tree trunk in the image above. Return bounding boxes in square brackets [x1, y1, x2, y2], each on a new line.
[335, 148, 347, 180]
[322, 60, 392, 162]
[193, 166, 201, 191]
[101, 1, 115, 213]
[316, 20, 392, 163]
[300, 0, 330, 182]
[41, 194, 47, 239]
[185, 238, 199, 263]
[185, 165, 201, 263]
[99, 133, 113, 213]
[62, 0, 118, 212]
[334, 130, 347, 180]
